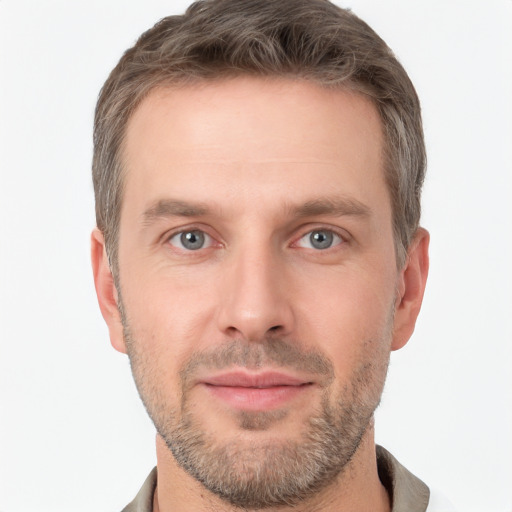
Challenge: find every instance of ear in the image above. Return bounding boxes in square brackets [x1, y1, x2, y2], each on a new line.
[91, 228, 127, 354]
[391, 227, 430, 351]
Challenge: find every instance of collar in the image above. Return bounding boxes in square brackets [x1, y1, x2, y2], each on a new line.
[123, 445, 429, 512]
[376, 445, 430, 512]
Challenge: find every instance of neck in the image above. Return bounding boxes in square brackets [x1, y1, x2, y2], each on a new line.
[153, 423, 391, 512]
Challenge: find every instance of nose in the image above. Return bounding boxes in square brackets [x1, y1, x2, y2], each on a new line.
[216, 243, 295, 341]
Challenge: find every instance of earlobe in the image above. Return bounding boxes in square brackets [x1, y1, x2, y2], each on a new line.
[391, 227, 430, 351]
[91, 228, 127, 354]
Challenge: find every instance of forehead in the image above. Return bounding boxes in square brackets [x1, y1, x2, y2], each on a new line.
[120, 77, 387, 219]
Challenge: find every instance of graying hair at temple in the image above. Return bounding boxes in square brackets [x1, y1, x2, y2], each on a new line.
[92, 0, 425, 276]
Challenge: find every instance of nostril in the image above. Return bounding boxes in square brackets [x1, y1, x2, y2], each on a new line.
[269, 325, 281, 332]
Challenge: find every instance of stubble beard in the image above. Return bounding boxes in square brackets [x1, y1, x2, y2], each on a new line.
[122, 311, 392, 509]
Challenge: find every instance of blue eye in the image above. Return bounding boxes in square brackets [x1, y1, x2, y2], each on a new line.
[168, 230, 212, 251]
[297, 229, 343, 250]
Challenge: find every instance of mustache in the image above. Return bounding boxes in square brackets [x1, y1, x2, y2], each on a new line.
[180, 338, 334, 384]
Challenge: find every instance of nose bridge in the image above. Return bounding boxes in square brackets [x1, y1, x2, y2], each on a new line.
[217, 235, 294, 340]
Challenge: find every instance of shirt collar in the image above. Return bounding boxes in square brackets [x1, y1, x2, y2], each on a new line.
[123, 446, 430, 512]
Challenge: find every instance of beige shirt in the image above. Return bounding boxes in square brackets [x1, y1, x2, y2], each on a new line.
[122, 445, 430, 512]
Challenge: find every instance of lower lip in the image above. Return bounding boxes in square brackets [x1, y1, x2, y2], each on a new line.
[203, 384, 311, 411]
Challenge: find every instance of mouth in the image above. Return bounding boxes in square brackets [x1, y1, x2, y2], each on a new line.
[199, 371, 314, 411]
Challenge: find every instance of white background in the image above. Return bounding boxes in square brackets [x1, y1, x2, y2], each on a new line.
[0, 1, 511, 511]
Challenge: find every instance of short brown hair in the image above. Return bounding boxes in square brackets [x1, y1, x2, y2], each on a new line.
[93, 0, 425, 273]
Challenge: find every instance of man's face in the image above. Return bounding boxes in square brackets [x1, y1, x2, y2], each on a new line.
[101, 78, 407, 506]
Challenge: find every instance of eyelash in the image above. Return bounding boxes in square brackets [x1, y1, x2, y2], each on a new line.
[164, 225, 348, 253]
[293, 228, 345, 250]
[166, 228, 218, 251]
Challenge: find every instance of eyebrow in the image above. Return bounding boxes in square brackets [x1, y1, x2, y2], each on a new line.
[142, 199, 210, 225]
[291, 197, 371, 218]
[141, 196, 371, 226]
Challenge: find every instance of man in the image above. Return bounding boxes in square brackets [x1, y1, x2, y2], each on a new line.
[90, 0, 434, 510]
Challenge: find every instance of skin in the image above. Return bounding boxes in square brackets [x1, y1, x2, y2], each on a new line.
[92, 77, 429, 512]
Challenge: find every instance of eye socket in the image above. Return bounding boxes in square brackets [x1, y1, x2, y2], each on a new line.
[168, 230, 213, 251]
[296, 229, 343, 250]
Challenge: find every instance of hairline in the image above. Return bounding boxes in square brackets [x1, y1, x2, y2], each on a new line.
[106, 73, 408, 281]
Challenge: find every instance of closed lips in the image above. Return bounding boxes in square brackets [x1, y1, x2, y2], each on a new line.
[202, 371, 313, 388]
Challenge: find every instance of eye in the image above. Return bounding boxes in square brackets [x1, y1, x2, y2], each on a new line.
[296, 229, 343, 250]
[168, 230, 213, 251]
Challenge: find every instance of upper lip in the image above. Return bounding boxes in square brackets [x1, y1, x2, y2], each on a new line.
[201, 371, 312, 388]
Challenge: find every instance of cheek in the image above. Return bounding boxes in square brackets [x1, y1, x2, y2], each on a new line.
[305, 281, 394, 408]
[296, 266, 396, 370]
[120, 268, 219, 366]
